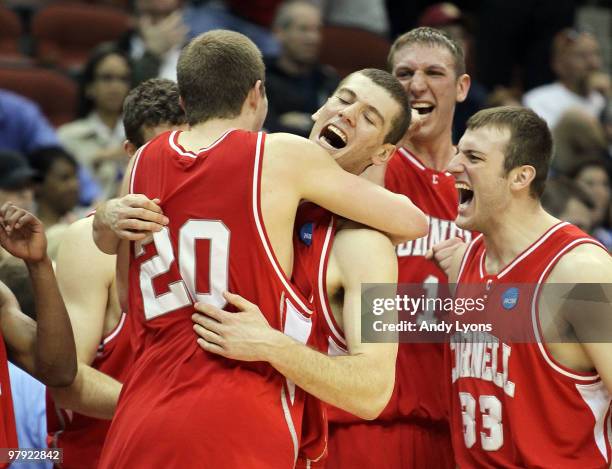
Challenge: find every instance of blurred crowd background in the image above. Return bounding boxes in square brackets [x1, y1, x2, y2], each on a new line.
[0, 0, 610, 261]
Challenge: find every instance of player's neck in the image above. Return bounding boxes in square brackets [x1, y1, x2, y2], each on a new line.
[401, 132, 454, 172]
[482, 203, 559, 275]
[183, 117, 256, 150]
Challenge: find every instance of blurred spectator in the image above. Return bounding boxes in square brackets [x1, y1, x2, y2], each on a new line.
[58, 44, 132, 202]
[541, 177, 595, 233]
[0, 89, 100, 207]
[523, 29, 607, 128]
[0, 89, 59, 154]
[551, 108, 607, 175]
[417, 2, 487, 142]
[185, 0, 280, 57]
[117, 0, 188, 84]
[476, 0, 575, 92]
[319, 0, 389, 36]
[0, 151, 35, 215]
[569, 158, 611, 248]
[28, 147, 80, 230]
[0, 257, 50, 469]
[264, 0, 339, 136]
[486, 86, 522, 108]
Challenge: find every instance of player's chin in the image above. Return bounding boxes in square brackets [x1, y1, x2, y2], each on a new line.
[454, 211, 476, 231]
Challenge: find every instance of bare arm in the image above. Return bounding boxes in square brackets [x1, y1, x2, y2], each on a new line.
[192, 228, 398, 419]
[0, 204, 76, 386]
[47, 217, 122, 417]
[547, 244, 612, 393]
[50, 364, 121, 420]
[266, 134, 428, 243]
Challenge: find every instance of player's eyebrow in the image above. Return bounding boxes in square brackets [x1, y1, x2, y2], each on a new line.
[457, 146, 485, 157]
[337, 87, 385, 125]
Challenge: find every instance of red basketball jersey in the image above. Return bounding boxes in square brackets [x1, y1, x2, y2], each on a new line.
[47, 312, 133, 469]
[98, 130, 314, 469]
[450, 222, 612, 468]
[292, 204, 337, 468]
[0, 335, 17, 469]
[385, 147, 473, 423]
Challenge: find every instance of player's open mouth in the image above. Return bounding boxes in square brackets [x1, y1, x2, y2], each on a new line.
[319, 124, 347, 149]
[412, 103, 435, 115]
[456, 182, 474, 207]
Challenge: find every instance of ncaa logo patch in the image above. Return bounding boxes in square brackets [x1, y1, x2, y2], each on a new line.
[501, 287, 519, 310]
[299, 222, 314, 246]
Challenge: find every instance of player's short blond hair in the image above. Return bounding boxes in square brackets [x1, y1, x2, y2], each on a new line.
[387, 27, 465, 77]
[177, 30, 265, 126]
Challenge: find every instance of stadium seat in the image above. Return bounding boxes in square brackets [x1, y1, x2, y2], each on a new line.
[0, 6, 22, 56]
[0, 65, 77, 126]
[32, 3, 131, 72]
[320, 25, 391, 78]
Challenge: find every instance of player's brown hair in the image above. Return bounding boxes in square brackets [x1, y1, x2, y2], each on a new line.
[177, 30, 265, 126]
[466, 106, 553, 199]
[387, 27, 465, 77]
[123, 78, 186, 148]
[339, 69, 411, 145]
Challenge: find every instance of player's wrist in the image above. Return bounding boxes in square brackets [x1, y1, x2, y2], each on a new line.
[25, 255, 53, 270]
[261, 329, 293, 364]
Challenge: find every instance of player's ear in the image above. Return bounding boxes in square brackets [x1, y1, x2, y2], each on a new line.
[456, 73, 471, 103]
[372, 143, 396, 165]
[509, 165, 536, 193]
[246, 80, 265, 111]
[124, 139, 137, 158]
[312, 106, 323, 122]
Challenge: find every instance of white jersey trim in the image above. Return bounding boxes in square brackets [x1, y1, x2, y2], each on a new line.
[318, 217, 346, 346]
[280, 385, 299, 465]
[251, 131, 312, 313]
[168, 129, 234, 158]
[102, 312, 126, 345]
[398, 147, 426, 171]
[532, 237, 603, 381]
[575, 381, 611, 463]
[497, 222, 569, 278]
[457, 233, 483, 283]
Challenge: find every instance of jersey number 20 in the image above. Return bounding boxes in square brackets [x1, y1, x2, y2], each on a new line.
[135, 221, 230, 320]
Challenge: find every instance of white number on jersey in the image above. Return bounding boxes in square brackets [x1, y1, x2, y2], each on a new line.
[460, 392, 503, 451]
[417, 274, 439, 325]
[136, 221, 230, 320]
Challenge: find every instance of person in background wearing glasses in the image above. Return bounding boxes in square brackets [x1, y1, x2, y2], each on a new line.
[58, 44, 133, 203]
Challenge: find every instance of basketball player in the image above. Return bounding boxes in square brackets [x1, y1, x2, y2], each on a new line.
[94, 31, 426, 469]
[445, 106, 611, 467]
[46, 79, 187, 469]
[191, 67, 406, 415]
[190, 68, 420, 466]
[321, 27, 472, 469]
[0, 203, 76, 460]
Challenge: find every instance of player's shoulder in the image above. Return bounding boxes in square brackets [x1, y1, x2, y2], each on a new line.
[265, 132, 327, 162]
[548, 242, 611, 284]
[335, 224, 395, 260]
[61, 217, 95, 247]
[58, 217, 114, 264]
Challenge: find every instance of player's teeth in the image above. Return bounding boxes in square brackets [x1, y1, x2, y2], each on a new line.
[328, 125, 347, 143]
